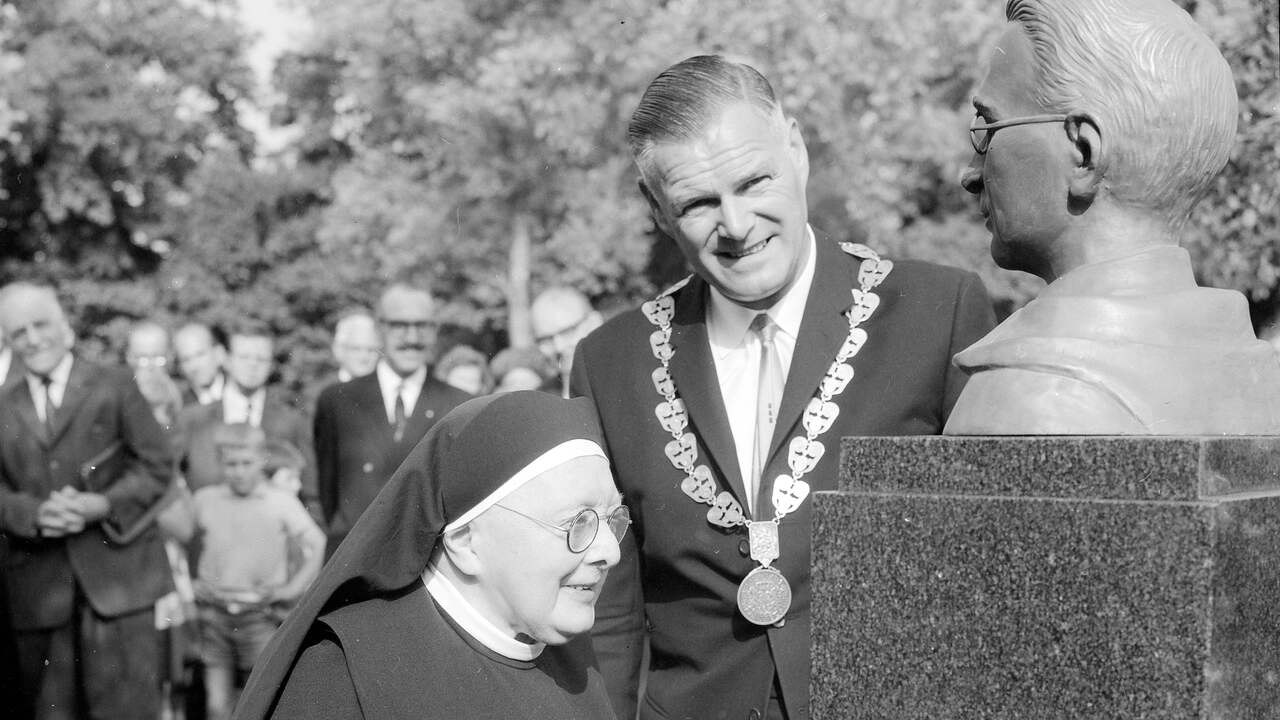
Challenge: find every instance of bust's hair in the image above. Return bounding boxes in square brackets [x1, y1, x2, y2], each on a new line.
[628, 55, 782, 179]
[1006, 0, 1236, 223]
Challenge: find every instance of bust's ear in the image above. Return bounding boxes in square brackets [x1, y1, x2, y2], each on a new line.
[1065, 114, 1103, 208]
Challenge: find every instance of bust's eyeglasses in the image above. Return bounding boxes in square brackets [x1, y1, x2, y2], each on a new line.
[494, 504, 631, 554]
[969, 113, 1068, 154]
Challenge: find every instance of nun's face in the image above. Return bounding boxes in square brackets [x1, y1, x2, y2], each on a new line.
[469, 455, 622, 645]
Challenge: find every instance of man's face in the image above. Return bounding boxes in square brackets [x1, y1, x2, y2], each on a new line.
[961, 24, 1073, 279]
[126, 327, 170, 373]
[464, 455, 622, 645]
[174, 328, 225, 389]
[333, 317, 381, 378]
[226, 335, 273, 394]
[219, 445, 264, 497]
[0, 288, 75, 376]
[642, 102, 812, 311]
[532, 304, 595, 375]
[377, 290, 436, 376]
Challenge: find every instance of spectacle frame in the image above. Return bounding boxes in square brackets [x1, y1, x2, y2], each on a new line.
[969, 113, 1068, 154]
[494, 504, 631, 554]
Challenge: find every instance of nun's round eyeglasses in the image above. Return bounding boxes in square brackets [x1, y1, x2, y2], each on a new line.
[495, 504, 631, 553]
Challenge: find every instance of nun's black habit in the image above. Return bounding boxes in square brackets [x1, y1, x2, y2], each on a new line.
[234, 392, 617, 720]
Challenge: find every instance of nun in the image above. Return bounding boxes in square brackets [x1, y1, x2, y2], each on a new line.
[234, 391, 628, 719]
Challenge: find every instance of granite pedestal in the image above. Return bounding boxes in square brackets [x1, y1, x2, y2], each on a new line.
[811, 436, 1280, 719]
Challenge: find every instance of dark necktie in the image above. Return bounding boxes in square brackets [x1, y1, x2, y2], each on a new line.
[749, 313, 783, 515]
[38, 375, 56, 438]
[393, 382, 407, 443]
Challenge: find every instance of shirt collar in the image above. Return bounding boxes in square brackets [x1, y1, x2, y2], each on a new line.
[423, 563, 544, 661]
[377, 360, 426, 392]
[27, 352, 73, 387]
[707, 225, 817, 358]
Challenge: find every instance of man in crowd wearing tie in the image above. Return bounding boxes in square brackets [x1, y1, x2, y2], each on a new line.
[176, 321, 319, 521]
[0, 282, 175, 720]
[174, 322, 228, 407]
[571, 56, 995, 720]
[314, 282, 471, 557]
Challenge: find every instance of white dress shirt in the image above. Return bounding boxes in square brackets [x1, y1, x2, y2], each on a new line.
[197, 373, 226, 406]
[376, 361, 426, 424]
[26, 353, 74, 423]
[0, 347, 12, 383]
[706, 227, 817, 515]
[222, 384, 266, 427]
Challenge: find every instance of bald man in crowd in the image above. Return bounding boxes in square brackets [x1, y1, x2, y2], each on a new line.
[531, 286, 603, 398]
[174, 322, 227, 407]
[0, 282, 174, 720]
[298, 309, 382, 417]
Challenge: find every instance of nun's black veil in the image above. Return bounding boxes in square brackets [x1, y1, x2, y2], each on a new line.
[235, 391, 606, 720]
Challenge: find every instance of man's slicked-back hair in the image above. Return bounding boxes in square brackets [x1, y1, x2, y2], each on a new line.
[1006, 0, 1236, 224]
[628, 55, 781, 172]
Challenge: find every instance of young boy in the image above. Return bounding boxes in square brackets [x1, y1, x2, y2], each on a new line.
[190, 423, 325, 720]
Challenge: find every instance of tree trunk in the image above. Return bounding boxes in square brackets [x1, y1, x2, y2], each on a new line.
[506, 212, 533, 348]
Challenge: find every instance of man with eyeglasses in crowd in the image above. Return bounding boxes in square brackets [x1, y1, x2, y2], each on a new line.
[0, 282, 174, 720]
[297, 309, 382, 419]
[945, 0, 1280, 434]
[531, 286, 604, 398]
[177, 320, 320, 520]
[314, 282, 471, 557]
[124, 320, 184, 431]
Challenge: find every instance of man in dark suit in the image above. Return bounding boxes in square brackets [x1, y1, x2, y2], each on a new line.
[572, 56, 996, 720]
[314, 283, 471, 557]
[176, 321, 321, 521]
[0, 325, 26, 710]
[0, 282, 175, 720]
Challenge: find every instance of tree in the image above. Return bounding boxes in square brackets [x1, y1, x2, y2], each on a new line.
[0, 0, 256, 356]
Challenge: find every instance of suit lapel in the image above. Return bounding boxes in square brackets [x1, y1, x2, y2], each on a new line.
[667, 277, 750, 508]
[47, 358, 92, 446]
[356, 375, 394, 440]
[769, 236, 855, 468]
[9, 380, 46, 447]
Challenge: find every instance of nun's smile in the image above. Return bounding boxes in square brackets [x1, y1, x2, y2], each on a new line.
[464, 455, 623, 646]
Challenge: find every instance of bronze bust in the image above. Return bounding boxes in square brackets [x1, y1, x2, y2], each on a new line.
[945, 0, 1280, 434]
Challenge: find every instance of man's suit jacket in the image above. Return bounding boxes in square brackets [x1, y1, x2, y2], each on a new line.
[572, 236, 995, 720]
[313, 373, 470, 551]
[0, 358, 174, 630]
[175, 389, 320, 517]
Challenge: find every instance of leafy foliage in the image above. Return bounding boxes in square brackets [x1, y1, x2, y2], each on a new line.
[0, 0, 1275, 393]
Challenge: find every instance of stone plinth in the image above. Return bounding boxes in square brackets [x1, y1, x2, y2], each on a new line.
[811, 436, 1280, 720]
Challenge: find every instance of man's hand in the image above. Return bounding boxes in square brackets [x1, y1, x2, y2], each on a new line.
[36, 487, 111, 537]
[36, 495, 84, 537]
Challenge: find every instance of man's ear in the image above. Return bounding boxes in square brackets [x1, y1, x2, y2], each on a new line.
[440, 525, 483, 577]
[785, 116, 810, 185]
[639, 178, 675, 237]
[1065, 114, 1103, 209]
